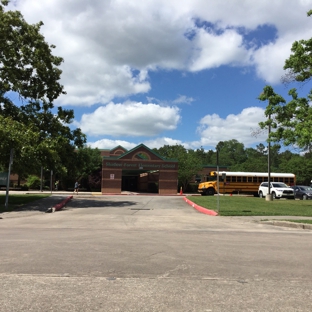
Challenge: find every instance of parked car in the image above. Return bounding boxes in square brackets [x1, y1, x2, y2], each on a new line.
[290, 185, 312, 200]
[258, 182, 295, 199]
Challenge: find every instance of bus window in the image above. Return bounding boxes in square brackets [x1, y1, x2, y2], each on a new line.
[263, 177, 268, 182]
[259, 177, 263, 183]
[226, 176, 230, 182]
[243, 176, 247, 182]
[285, 178, 289, 184]
[247, 177, 252, 182]
[237, 176, 241, 182]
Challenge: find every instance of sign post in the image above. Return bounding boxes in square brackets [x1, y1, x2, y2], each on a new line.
[5, 149, 14, 209]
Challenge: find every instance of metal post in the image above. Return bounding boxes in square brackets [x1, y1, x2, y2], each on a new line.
[5, 149, 14, 209]
[266, 114, 273, 201]
[216, 149, 220, 213]
[40, 166, 43, 192]
[50, 170, 53, 194]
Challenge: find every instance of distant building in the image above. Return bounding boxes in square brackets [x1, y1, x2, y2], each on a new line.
[101, 144, 178, 195]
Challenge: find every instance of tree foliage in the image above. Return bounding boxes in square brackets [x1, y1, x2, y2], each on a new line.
[0, 0, 65, 105]
[154, 144, 203, 191]
[0, 1, 87, 183]
[259, 11, 312, 151]
[154, 141, 312, 187]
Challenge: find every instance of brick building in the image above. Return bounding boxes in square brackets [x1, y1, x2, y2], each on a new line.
[101, 144, 178, 195]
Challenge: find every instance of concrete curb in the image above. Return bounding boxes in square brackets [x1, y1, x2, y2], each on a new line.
[183, 197, 218, 216]
[261, 220, 312, 230]
[46, 196, 73, 213]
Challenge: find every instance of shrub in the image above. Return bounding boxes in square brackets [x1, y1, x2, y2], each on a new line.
[26, 175, 41, 189]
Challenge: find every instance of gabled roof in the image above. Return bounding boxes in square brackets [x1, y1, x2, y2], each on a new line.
[117, 143, 166, 160]
[110, 145, 128, 154]
[102, 143, 178, 162]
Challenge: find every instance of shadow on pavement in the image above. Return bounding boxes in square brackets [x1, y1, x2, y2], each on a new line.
[66, 198, 137, 209]
[11, 196, 70, 213]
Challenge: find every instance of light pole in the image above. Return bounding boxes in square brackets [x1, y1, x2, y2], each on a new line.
[266, 114, 273, 201]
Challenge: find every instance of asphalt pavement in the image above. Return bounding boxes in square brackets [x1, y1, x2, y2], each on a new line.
[1, 194, 312, 311]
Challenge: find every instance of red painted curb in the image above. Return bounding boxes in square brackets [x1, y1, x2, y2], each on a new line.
[183, 197, 218, 216]
[53, 195, 73, 212]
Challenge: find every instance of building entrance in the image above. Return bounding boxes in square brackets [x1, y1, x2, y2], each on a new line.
[101, 144, 177, 195]
[121, 170, 159, 193]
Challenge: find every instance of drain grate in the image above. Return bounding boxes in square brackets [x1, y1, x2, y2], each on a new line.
[130, 208, 151, 210]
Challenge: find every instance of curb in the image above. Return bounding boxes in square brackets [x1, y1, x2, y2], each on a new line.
[183, 197, 218, 216]
[46, 195, 73, 213]
[261, 220, 312, 230]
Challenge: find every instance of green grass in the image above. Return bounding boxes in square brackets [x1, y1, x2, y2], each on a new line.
[0, 194, 51, 213]
[187, 195, 312, 216]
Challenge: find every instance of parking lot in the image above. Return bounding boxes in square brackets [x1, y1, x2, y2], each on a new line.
[1, 194, 312, 311]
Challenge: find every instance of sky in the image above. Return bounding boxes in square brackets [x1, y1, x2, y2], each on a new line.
[8, 0, 312, 151]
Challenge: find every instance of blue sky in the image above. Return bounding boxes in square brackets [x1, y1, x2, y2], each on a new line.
[10, 0, 312, 151]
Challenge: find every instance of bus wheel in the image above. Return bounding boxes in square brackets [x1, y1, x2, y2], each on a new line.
[207, 188, 215, 196]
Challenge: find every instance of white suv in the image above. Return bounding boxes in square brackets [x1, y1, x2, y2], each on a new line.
[258, 182, 295, 199]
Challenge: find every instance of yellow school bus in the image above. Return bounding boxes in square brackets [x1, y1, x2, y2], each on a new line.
[198, 171, 296, 196]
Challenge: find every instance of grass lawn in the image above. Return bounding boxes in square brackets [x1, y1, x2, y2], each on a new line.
[187, 195, 312, 216]
[0, 194, 51, 213]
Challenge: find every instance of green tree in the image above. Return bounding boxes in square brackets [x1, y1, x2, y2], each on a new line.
[259, 11, 312, 151]
[0, 1, 87, 183]
[73, 147, 102, 181]
[155, 145, 203, 191]
[216, 139, 247, 169]
[282, 10, 312, 84]
[236, 147, 267, 172]
[0, 0, 65, 105]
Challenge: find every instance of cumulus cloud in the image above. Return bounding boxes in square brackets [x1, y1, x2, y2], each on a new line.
[189, 28, 252, 71]
[78, 101, 181, 137]
[12, 0, 312, 106]
[197, 107, 268, 147]
[87, 107, 268, 150]
[87, 139, 137, 151]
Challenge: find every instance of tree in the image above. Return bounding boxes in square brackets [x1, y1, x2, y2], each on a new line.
[73, 147, 102, 181]
[259, 11, 312, 151]
[0, 1, 87, 182]
[154, 145, 203, 191]
[282, 10, 312, 84]
[0, 0, 65, 106]
[216, 139, 247, 169]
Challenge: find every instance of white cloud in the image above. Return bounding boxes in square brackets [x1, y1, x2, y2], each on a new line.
[172, 95, 195, 105]
[189, 28, 252, 71]
[197, 107, 268, 148]
[12, 0, 312, 105]
[86, 106, 268, 150]
[78, 101, 181, 137]
[87, 139, 137, 151]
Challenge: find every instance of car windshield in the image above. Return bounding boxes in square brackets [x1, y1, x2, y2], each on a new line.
[272, 183, 288, 188]
[298, 186, 312, 191]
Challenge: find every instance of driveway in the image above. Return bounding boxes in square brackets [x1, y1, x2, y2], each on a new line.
[1, 195, 312, 311]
